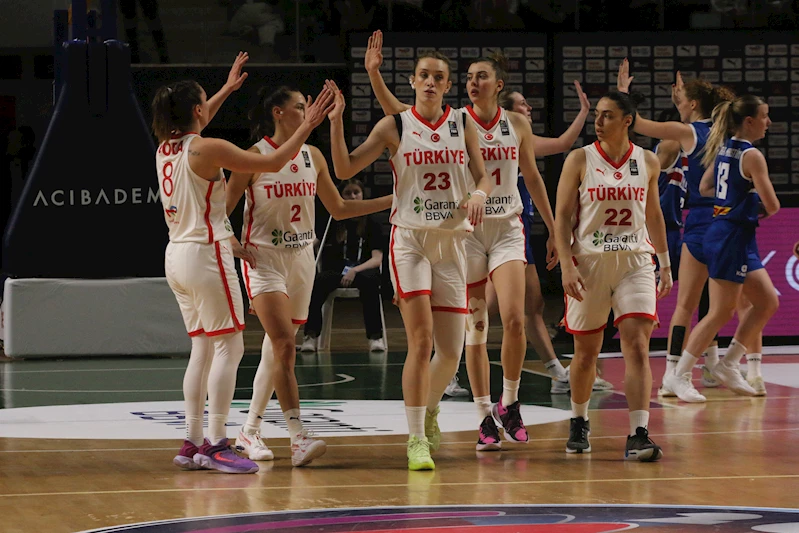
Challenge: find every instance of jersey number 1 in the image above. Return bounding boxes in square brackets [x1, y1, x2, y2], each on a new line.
[716, 162, 730, 200]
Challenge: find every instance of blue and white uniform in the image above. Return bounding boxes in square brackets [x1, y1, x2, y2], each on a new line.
[654, 143, 688, 278]
[703, 137, 764, 283]
[681, 119, 715, 264]
[518, 174, 536, 264]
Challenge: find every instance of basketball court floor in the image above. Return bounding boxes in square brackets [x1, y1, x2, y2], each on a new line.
[2, 321, 799, 533]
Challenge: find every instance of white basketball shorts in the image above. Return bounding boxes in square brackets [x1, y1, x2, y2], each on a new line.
[465, 215, 526, 287]
[242, 244, 315, 324]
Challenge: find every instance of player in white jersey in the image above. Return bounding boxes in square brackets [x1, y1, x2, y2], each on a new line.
[555, 91, 672, 461]
[225, 86, 392, 466]
[152, 52, 334, 474]
[324, 53, 492, 471]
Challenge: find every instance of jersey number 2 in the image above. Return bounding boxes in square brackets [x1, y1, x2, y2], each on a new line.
[604, 208, 632, 226]
[716, 162, 730, 200]
[290, 205, 301, 222]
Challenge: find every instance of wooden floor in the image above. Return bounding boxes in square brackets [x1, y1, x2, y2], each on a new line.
[1, 328, 798, 532]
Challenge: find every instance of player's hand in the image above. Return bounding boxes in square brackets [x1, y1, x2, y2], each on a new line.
[462, 192, 486, 226]
[341, 268, 356, 287]
[303, 84, 335, 129]
[657, 266, 673, 299]
[225, 52, 249, 92]
[365, 30, 384, 73]
[545, 236, 559, 271]
[561, 263, 586, 302]
[231, 238, 256, 268]
[617, 58, 633, 94]
[325, 79, 346, 122]
[575, 80, 591, 113]
[671, 71, 685, 106]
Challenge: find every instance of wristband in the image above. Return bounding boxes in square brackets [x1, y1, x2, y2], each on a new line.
[472, 190, 487, 200]
[656, 252, 670, 269]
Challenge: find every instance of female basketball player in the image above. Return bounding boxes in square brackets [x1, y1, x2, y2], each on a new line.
[617, 60, 735, 402]
[325, 54, 492, 470]
[152, 52, 334, 473]
[681, 95, 779, 396]
[225, 86, 392, 466]
[555, 91, 671, 461]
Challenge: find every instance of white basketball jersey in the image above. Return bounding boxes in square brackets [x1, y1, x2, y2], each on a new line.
[463, 106, 523, 218]
[156, 134, 233, 244]
[389, 106, 471, 231]
[242, 137, 318, 249]
[571, 141, 655, 256]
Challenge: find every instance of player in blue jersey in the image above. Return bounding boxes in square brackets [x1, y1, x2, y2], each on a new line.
[679, 95, 779, 397]
[617, 60, 735, 403]
[654, 139, 687, 278]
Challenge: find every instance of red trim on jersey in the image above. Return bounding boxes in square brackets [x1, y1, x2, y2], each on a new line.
[432, 305, 468, 314]
[571, 192, 581, 256]
[467, 278, 488, 289]
[411, 105, 451, 131]
[205, 326, 243, 337]
[563, 295, 607, 335]
[613, 312, 658, 327]
[214, 240, 245, 331]
[519, 215, 529, 266]
[242, 261, 254, 301]
[263, 136, 301, 160]
[204, 182, 215, 244]
[244, 185, 256, 246]
[594, 140, 634, 170]
[292, 318, 308, 325]
[389, 160, 398, 224]
[401, 289, 433, 298]
[465, 105, 501, 131]
[171, 131, 198, 139]
[188, 328, 205, 337]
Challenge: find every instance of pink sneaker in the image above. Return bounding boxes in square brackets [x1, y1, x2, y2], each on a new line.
[476, 415, 501, 451]
[173, 440, 207, 470]
[193, 438, 259, 474]
[492, 395, 529, 443]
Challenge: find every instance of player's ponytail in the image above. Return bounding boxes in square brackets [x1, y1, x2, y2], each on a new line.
[684, 78, 735, 119]
[151, 80, 204, 143]
[249, 86, 299, 140]
[701, 95, 764, 169]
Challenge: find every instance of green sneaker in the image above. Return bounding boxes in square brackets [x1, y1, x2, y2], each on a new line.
[407, 435, 435, 471]
[425, 406, 441, 452]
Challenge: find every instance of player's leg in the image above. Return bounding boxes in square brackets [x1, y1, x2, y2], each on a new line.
[736, 292, 765, 395]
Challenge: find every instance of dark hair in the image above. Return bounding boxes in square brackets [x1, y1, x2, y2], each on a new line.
[702, 94, 765, 169]
[684, 79, 736, 118]
[497, 89, 519, 111]
[151, 80, 204, 142]
[248, 86, 301, 140]
[413, 51, 453, 81]
[336, 179, 368, 241]
[657, 108, 681, 123]
[600, 90, 645, 129]
[471, 51, 509, 86]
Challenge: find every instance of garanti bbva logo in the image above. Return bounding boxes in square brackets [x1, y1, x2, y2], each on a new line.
[414, 197, 424, 213]
[271, 229, 283, 245]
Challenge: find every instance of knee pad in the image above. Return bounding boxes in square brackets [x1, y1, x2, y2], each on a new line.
[465, 297, 489, 346]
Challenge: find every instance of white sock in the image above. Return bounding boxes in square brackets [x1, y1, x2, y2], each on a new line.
[208, 414, 228, 445]
[629, 410, 650, 435]
[502, 378, 521, 406]
[705, 344, 719, 369]
[406, 406, 426, 439]
[746, 353, 762, 378]
[723, 338, 747, 366]
[243, 421, 261, 435]
[674, 350, 699, 377]
[186, 415, 204, 446]
[665, 354, 680, 375]
[283, 408, 303, 443]
[571, 399, 589, 421]
[544, 359, 567, 379]
[474, 395, 492, 423]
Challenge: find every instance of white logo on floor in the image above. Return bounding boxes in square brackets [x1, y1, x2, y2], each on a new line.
[0, 400, 572, 440]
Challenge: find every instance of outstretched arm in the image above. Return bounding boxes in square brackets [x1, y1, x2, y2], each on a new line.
[226, 146, 258, 216]
[531, 81, 590, 156]
[206, 52, 249, 126]
[365, 30, 411, 116]
[312, 146, 392, 219]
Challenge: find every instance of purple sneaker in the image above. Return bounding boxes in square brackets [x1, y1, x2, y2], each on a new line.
[492, 396, 529, 443]
[193, 438, 259, 474]
[476, 415, 501, 451]
[173, 440, 207, 470]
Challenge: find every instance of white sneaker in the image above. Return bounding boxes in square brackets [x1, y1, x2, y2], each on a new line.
[550, 366, 570, 394]
[235, 429, 274, 461]
[663, 371, 707, 403]
[368, 337, 386, 352]
[711, 361, 756, 396]
[291, 429, 327, 467]
[700, 364, 720, 388]
[657, 371, 677, 397]
[592, 375, 613, 391]
[299, 335, 317, 353]
[444, 374, 470, 397]
[747, 376, 767, 396]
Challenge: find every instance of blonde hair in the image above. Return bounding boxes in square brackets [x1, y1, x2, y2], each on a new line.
[701, 94, 765, 169]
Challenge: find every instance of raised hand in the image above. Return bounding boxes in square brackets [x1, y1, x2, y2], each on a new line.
[617, 58, 633, 93]
[303, 85, 335, 129]
[574, 80, 590, 113]
[325, 79, 346, 122]
[364, 30, 384, 73]
[225, 52, 250, 91]
[671, 71, 686, 106]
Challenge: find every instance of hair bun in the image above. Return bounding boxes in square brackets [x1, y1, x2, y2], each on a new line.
[627, 90, 646, 106]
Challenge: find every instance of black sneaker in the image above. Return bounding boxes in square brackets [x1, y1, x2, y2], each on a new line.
[566, 417, 591, 454]
[625, 427, 663, 462]
[476, 415, 501, 451]
[492, 395, 528, 443]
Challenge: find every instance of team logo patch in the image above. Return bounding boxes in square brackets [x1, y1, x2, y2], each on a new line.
[290, 163, 299, 173]
[614, 171, 623, 180]
[592, 230, 605, 246]
[448, 120, 459, 137]
[485, 133, 494, 141]
[500, 119, 510, 136]
[302, 150, 311, 168]
[431, 133, 440, 142]
[413, 197, 424, 213]
[271, 229, 283, 246]
[630, 159, 639, 175]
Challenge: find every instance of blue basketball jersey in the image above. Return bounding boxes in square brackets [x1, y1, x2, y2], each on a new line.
[684, 120, 714, 209]
[517, 172, 535, 217]
[712, 137, 760, 226]
[655, 143, 687, 229]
